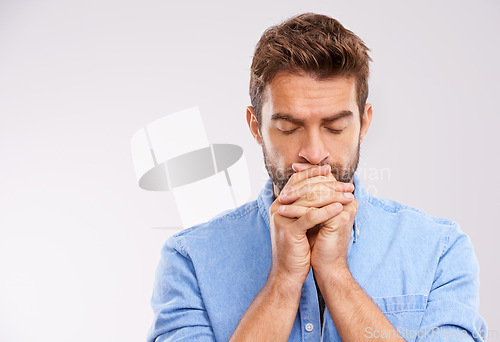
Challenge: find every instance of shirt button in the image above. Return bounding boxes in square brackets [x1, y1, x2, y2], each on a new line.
[305, 323, 314, 332]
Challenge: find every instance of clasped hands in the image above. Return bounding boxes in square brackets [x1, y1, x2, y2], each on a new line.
[268, 163, 358, 286]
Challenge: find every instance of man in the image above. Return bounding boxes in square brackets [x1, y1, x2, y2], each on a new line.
[147, 13, 487, 341]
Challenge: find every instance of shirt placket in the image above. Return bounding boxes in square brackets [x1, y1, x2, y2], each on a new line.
[299, 267, 322, 341]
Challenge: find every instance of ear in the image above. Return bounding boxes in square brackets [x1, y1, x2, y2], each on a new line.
[359, 103, 373, 142]
[246, 106, 262, 145]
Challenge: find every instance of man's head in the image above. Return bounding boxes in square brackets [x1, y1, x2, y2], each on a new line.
[246, 13, 373, 194]
[249, 12, 372, 129]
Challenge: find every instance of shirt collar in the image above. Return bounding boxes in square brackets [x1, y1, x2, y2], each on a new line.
[257, 172, 369, 242]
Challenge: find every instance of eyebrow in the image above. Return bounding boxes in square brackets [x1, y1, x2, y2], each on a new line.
[271, 110, 353, 124]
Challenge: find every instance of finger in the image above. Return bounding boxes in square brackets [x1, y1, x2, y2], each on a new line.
[296, 188, 354, 208]
[291, 202, 344, 234]
[323, 198, 358, 230]
[292, 176, 353, 192]
[292, 163, 319, 172]
[292, 163, 337, 181]
[279, 178, 354, 204]
[278, 202, 345, 219]
[282, 164, 331, 192]
[280, 183, 354, 206]
[278, 204, 310, 219]
[343, 197, 359, 215]
[292, 163, 335, 181]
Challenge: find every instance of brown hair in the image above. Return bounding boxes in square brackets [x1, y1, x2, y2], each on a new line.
[250, 12, 372, 126]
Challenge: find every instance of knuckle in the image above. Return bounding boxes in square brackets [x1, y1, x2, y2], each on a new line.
[337, 180, 348, 188]
[324, 218, 337, 230]
[305, 207, 317, 221]
[328, 203, 341, 213]
[324, 182, 333, 191]
[317, 190, 329, 202]
[270, 202, 281, 215]
[306, 191, 317, 202]
[340, 211, 350, 222]
[271, 212, 278, 223]
[318, 182, 330, 191]
[271, 212, 284, 226]
[346, 200, 358, 213]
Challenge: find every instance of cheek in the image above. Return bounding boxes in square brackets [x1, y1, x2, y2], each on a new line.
[266, 130, 298, 151]
[327, 130, 360, 160]
[263, 134, 298, 165]
[266, 143, 290, 164]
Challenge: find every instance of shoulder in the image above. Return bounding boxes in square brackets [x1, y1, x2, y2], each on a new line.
[363, 194, 479, 283]
[366, 195, 465, 251]
[163, 200, 261, 256]
[368, 195, 457, 227]
[174, 200, 259, 236]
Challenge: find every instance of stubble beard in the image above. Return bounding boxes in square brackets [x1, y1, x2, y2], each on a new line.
[261, 139, 361, 192]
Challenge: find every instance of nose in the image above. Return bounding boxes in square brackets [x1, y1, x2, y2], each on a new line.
[298, 130, 330, 165]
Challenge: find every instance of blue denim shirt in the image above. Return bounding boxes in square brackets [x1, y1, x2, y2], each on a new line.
[147, 174, 487, 341]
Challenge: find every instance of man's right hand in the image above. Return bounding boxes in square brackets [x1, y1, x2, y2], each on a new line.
[267, 164, 354, 289]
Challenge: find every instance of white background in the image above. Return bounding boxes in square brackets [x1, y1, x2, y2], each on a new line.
[1, 0, 499, 340]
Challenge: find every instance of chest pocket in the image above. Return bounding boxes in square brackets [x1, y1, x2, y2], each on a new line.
[370, 294, 428, 339]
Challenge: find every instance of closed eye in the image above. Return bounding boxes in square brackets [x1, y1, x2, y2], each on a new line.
[280, 128, 298, 135]
[326, 127, 343, 134]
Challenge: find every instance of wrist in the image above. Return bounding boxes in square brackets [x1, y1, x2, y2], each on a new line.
[313, 260, 351, 289]
[266, 271, 305, 299]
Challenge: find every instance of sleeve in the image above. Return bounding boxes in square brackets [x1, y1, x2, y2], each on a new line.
[146, 236, 216, 342]
[415, 223, 488, 341]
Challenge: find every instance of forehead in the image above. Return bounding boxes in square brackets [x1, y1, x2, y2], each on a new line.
[262, 71, 358, 119]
